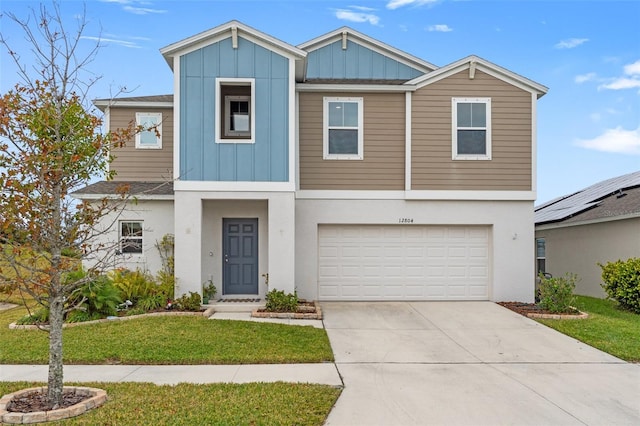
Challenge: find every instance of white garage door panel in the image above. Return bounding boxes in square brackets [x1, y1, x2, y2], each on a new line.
[318, 225, 490, 301]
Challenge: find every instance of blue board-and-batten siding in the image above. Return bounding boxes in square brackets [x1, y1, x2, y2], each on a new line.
[306, 40, 423, 80]
[180, 36, 289, 182]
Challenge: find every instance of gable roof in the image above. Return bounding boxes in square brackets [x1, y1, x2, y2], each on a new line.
[160, 20, 307, 80]
[407, 55, 548, 98]
[298, 26, 437, 75]
[535, 170, 640, 226]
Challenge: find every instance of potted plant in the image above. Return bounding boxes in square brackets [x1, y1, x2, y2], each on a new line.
[202, 280, 217, 304]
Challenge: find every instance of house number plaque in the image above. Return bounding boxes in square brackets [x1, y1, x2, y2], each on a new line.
[398, 218, 414, 223]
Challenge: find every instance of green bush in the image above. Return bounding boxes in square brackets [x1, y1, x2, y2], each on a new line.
[67, 272, 122, 318]
[600, 258, 640, 314]
[109, 269, 157, 303]
[265, 289, 298, 312]
[155, 270, 175, 301]
[16, 307, 49, 325]
[537, 273, 577, 313]
[174, 292, 202, 311]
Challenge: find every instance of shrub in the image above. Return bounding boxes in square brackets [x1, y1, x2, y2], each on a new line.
[174, 292, 202, 311]
[109, 269, 157, 304]
[600, 258, 640, 314]
[155, 270, 175, 301]
[67, 273, 122, 318]
[16, 307, 49, 325]
[265, 289, 298, 312]
[537, 273, 577, 314]
[137, 294, 164, 311]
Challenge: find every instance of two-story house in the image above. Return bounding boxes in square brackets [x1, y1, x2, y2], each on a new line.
[76, 20, 547, 302]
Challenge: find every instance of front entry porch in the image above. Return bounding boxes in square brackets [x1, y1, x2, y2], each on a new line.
[173, 191, 295, 299]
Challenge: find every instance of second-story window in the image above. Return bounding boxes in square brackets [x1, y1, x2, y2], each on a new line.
[216, 78, 255, 143]
[323, 97, 364, 160]
[135, 112, 162, 149]
[452, 97, 491, 160]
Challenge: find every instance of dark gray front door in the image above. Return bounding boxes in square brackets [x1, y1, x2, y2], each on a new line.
[222, 218, 258, 295]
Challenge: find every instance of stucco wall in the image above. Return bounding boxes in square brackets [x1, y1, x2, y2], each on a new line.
[535, 217, 640, 297]
[82, 200, 175, 275]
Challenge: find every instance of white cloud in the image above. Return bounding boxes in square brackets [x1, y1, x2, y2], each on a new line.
[80, 35, 142, 49]
[348, 5, 376, 12]
[554, 38, 589, 49]
[599, 78, 640, 90]
[597, 59, 640, 91]
[575, 72, 596, 84]
[387, 0, 438, 10]
[623, 60, 640, 76]
[427, 24, 452, 32]
[123, 5, 166, 15]
[575, 127, 640, 155]
[335, 9, 380, 26]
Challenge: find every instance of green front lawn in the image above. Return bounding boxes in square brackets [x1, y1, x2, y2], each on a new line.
[537, 295, 640, 362]
[0, 381, 341, 425]
[0, 307, 334, 364]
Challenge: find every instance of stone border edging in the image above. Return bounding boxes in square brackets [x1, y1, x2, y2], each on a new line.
[0, 386, 106, 424]
[527, 310, 589, 320]
[251, 301, 322, 320]
[9, 309, 212, 330]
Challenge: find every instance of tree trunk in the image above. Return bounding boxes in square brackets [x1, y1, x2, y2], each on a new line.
[47, 286, 64, 409]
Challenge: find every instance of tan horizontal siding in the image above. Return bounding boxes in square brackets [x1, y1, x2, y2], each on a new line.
[299, 92, 405, 190]
[108, 107, 174, 182]
[411, 70, 532, 191]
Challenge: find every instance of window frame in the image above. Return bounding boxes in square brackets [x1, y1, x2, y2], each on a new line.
[323, 96, 364, 160]
[119, 221, 143, 255]
[135, 112, 162, 149]
[536, 237, 546, 274]
[451, 97, 491, 160]
[215, 78, 255, 144]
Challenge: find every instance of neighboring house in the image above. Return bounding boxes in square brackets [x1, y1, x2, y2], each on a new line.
[535, 171, 640, 297]
[75, 20, 548, 302]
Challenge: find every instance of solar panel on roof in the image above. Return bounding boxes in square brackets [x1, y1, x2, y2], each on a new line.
[535, 170, 640, 224]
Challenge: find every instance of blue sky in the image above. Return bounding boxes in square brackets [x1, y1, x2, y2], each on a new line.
[1, 0, 638, 203]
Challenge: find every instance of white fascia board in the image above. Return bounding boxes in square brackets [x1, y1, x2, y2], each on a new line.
[93, 100, 173, 110]
[296, 83, 415, 93]
[174, 181, 295, 192]
[409, 55, 548, 97]
[405, 190, 536, 201]
[297, 26, 436, 73]
[296, 190, 406, 200]
[72, 194, 174, 201]
[173, 190, 293, 201]
[161, 20, 306, 68]
[536, 213, 640, 231]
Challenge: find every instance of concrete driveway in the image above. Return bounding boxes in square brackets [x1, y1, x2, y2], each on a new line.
[322, 302, 640, 426]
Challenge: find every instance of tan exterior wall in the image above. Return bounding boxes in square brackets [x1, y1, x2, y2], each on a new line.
[109, 107, 174, 182]
[298, 92, 405, 190]
[411, 70, 532, 190]
[535, 218, 640, 297]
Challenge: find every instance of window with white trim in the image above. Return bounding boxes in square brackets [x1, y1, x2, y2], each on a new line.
[452, 98, 491, 160]
[119, 221, 143, 255]
[216, 78, 255, 143]
[536, 238, 546, 274]
[323, 97, 364, 160]
[135, 113, 162, 149]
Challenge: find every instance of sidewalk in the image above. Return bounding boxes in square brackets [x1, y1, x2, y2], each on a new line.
[0, 364, 343, 386]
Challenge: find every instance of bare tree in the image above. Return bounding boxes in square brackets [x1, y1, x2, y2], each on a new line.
[0, 2, 138, 408]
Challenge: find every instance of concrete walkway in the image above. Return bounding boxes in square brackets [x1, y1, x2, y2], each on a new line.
[322, 301, 640, 426]
[0, 363, 342, 386]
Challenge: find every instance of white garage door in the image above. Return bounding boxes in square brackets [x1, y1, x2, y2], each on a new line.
[318, 225, 490, 300]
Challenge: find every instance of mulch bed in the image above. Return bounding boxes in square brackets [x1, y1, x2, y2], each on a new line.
[7, 390, 86, 413]
[498, 301, 581, 317]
